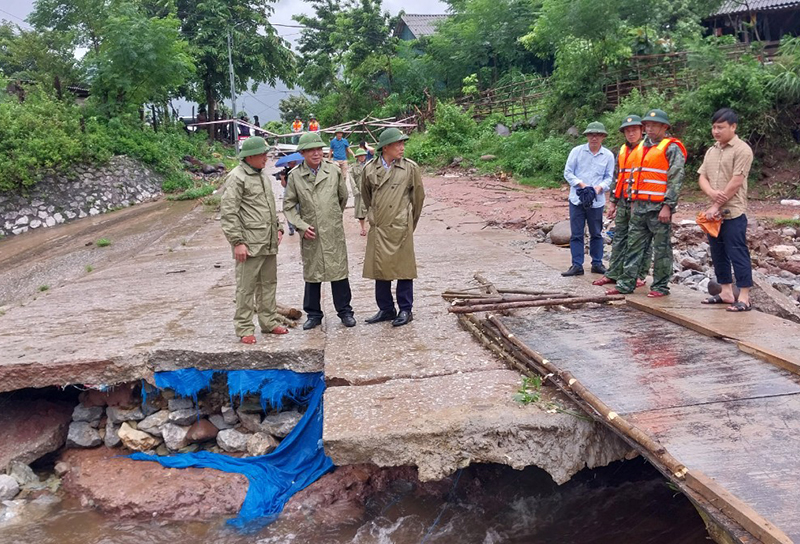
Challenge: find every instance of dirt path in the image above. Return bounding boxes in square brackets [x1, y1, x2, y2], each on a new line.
[423, 169, 800, 227]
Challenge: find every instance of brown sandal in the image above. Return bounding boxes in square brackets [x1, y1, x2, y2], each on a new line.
[592, 276, 615, 286]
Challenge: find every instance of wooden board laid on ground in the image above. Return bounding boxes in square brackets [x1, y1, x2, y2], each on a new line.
[501, 305, 800, 542]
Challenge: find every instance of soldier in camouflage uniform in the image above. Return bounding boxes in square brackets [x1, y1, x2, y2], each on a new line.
[608, 109, 686, 297]
[593, 115, 651, 288]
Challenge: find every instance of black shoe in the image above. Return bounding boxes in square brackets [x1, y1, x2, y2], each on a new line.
[561, 265, 584, 277]
[302, 317, 322, 330]
[392, 310, 413, 327]
[364, 309, 397, 324]
[341, 315, 356, 327]
[591, 264, 607, 275]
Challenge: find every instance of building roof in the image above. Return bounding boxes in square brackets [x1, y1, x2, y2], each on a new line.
[394, 14, 449, 39]
[714, 0, 800, 16]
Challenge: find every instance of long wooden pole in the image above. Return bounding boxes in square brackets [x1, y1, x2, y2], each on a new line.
[448, 294, 624, 313]
[452, 294, 574, 306]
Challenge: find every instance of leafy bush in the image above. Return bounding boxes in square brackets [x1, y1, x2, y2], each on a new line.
[0, 90, 229, 194]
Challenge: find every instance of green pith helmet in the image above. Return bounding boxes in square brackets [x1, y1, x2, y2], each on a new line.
[619, 115, 643, 131]
[643, 109, 670, 126]
[583, 121, 608, 135]
[239, 136, 268, 159]
[354, 148, 368, 157]
[376, 127, 409, 150]
[296, 131, 326, 151]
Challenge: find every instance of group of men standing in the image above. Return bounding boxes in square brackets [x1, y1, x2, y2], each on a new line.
[564, 107, 753, 311]
[220, 127, 425, 344]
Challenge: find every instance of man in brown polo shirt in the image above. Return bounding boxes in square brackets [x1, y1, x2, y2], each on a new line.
[698, 107, 754, 312]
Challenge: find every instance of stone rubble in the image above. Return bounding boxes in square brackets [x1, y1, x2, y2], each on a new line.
[544, 218, 800, 309]
[64, 381, 303, 458]
[0, 475, 20, 501]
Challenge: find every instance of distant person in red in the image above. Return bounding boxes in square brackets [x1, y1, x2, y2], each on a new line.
[308, 114, 320, 132]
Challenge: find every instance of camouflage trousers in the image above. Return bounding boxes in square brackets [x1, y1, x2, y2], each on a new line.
[606, 200, 652, 282]
[616, 210, 673, 294]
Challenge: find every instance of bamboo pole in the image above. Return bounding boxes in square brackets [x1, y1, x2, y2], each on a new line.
[448, 294, 625, 313]
[452, 294, 574, 306]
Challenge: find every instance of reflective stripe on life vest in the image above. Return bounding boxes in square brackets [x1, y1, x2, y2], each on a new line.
[614, 142, 642, 200]
[630, 137, 687, 203]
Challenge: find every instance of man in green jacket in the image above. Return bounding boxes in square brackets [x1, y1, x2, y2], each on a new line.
[220, 137, 288, 343]
[350, 147, 369, 236]
[284, 132, 355, 330]
[360, 128, 425, 327]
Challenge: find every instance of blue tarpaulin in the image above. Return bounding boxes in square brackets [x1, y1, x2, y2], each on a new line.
[130, 368, 334, 529]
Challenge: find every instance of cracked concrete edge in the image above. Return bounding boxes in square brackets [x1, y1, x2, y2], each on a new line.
[0, 347, 325, 393]
[324, 411, 635, 483]
[149, 348, 325, 374]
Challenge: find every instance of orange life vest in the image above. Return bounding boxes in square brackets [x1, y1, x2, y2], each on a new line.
[631, 137, 687, 203]
[292, 120, 303, 132]
[614, 142, 640, 200]
[308, 121, 319, 132]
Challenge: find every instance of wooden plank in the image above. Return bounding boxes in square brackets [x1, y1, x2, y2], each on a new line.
[502, 307, 800, 414]
[685, 470, 793, 544]
[737, 341, 800, 376]
[626, 297, 725, 339]
[626, 396, 800, 542]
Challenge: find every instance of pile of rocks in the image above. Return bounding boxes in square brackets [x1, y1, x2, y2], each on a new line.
[66, 382, 304, 457]
[0, 156, 162, 237]
[670, 221, 800, 306]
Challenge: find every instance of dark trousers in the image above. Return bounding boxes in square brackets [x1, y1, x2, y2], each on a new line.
[304, 279, 353, 319]
[569, 202, 604, 267]
[375, 279, 413, 312]
[708, 214, 752, 288]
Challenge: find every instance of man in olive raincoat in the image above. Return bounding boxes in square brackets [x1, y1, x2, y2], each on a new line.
[350, 147, 369, 236]
[284, 132, 355, 330]
[360, 127, 425, 327]
[220, 136, 288, 343]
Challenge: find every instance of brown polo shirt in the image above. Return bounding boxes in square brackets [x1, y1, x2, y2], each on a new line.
[697, 135, 753, 219]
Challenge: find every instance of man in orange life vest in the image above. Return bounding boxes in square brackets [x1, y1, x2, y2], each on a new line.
[308, 114, 320, 132]
[608, 109, 686, 298]
[593, 115, 651, 288]
[291, 116, 303, 144]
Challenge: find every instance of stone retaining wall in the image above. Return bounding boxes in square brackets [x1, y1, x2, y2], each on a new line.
[0, 156, 162, 237]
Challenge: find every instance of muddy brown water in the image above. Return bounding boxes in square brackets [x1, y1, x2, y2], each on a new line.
[0, 460, 707, 544]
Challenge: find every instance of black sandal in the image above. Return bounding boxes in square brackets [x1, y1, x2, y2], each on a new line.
[726, 301, 751, 312]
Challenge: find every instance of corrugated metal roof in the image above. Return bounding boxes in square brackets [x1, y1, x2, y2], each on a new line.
[397, 14, 449, 39]
[714, 0, 800, 16]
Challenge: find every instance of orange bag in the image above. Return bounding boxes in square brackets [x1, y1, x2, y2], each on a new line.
[696, 211, 722, 238]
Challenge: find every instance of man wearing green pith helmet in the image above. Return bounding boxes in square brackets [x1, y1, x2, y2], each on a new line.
[284, 132, 355, 331]
[360, 128, 425, 328]
[220, 136, 288, 344]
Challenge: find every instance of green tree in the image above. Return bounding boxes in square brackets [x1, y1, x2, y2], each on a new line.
[91, 6, 194, 112]
[27, 0, 110, 53]
[425, 0, 543, 93]
[176, 0, 295, 137]
[278, 94, 313, 122]
[0, 23, 85, 98]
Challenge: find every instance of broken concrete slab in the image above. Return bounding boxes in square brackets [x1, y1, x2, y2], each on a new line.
[0, 398, 73, 471]
[323, 370, 633, 483]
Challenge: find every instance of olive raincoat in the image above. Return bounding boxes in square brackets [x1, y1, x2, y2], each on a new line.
[360, 156, 425, 280]
[220, 162, 283, 257]
[349, 161, 367, 219]
[284, 160, 350, 282]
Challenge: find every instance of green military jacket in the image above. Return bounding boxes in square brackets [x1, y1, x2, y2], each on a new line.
[349, 161, 366, 197]
[360, 156, 425, 280]
[220, 161, 282, 257]
[284, 160, 350, 282]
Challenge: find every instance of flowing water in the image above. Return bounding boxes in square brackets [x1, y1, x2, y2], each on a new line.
[0, 459, 708, 544]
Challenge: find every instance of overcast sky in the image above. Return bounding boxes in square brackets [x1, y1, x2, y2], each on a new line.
[1, 0, 448, 120]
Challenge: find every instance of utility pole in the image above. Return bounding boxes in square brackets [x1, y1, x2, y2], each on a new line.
[227, 29, 240, 154]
